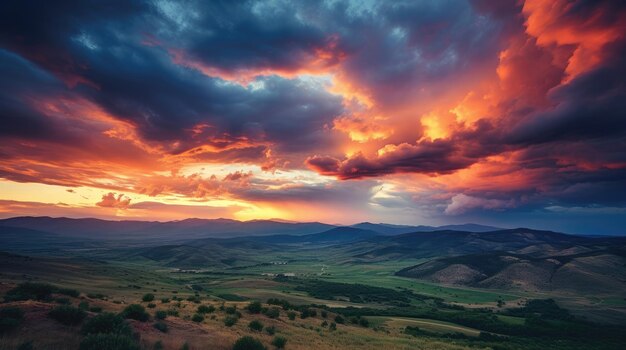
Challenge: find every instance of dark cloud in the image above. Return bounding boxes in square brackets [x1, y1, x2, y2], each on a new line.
[508, 43, 626, 144]
[306, 139, 476, 179]
[0, 0, 345, 158]
[155, 1, 344, 73]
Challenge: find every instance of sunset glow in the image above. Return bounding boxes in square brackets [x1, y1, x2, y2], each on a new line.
[1, 0, 626, 234]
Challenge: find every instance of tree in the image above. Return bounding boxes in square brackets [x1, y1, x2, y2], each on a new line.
[334, 315, 345, 324]
[232, 336, 266, 350]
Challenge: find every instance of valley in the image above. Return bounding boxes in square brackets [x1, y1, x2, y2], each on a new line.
[1, 217, 625, 349]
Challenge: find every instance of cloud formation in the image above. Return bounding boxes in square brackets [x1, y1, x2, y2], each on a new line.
[0, 0, 625, 233]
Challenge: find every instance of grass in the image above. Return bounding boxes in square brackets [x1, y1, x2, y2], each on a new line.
[2, 244, 625, 350]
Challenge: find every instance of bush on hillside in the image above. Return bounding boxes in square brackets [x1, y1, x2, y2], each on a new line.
[82, 313, 132, 336]
[155, 310, 167, 320]
[263, 307, 280, 319]
[153, 322, 168, 333]
[49, 305, 87, 325]
[79, 333, 139, 350]
[197, 305, 215, 314]
[265, 325, 276, 335]
[121, 304, 149, 322]
[0, 307, 24, 333]
[232, 336, 266, 350]
[271, 336, 287, 349]
[224, 315, 238, 327]
[142, 293, 155, 302]
[192, 313, 204, 323]
[4, 282, 56, 302]
[248, 320, 263, 331]
[58, 288, 80, 298]
[247, 301, 262, 314]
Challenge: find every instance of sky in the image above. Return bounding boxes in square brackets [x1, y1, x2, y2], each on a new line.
[1, 0, 625, 235]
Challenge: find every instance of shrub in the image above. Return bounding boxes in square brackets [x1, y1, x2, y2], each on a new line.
[147, 303, 156, 309]
[121, 304, 149, 322]
[247, 301, 262, 314]
[233, 336, 266, 350]
[90, 306, 103, 313]
[55, 297, 71, 304]
[142, 293, 155, 302]
[153, 322, 168, 333]
[265, 325, 276, 335]
[192, 313, 204, 323]
[81, 313, 132, 336]
[287, 312, 296, 321]
[271, 336, 287, 349]
[321, 320, 328, 327]
[224, 315, 238, 327]
[17, 341, 33, 350]
[329, 322, 337, 331]
[4, 282, 56, 302]
[359, 317, 369, 328]
[225, 305, 237, 314]
[0, 307, 24, 333]
[197, 305, 215, 314]
[321, 310, 328, 318]
[87, 293, 107, 300]
[263, 307, 280, 319]
[187, 295, 201, 303]
[79, 333, 139, 350]
[161, 298, 170, 303]
[79, 301, 90, 310]
[334, 315, 345, 324]
[49, 305, 87, 325]
[58, 288, 80, 298]
[248, 319, 264, 331]
[155, 310, 167, 320]
[167, 309, 179, 317]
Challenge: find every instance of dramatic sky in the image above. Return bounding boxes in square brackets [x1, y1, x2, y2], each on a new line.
[1, 0, 625, 234]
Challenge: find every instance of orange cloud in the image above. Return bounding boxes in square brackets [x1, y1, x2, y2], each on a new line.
[96, 193, 131, 209]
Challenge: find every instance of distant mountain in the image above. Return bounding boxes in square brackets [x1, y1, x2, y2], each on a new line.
[396, 247, 626, 293]
[249, 226, 381, 244]
[0, 216, 335, 241]
[348, 228, 626, 261]
[350, 222, 502, 235]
